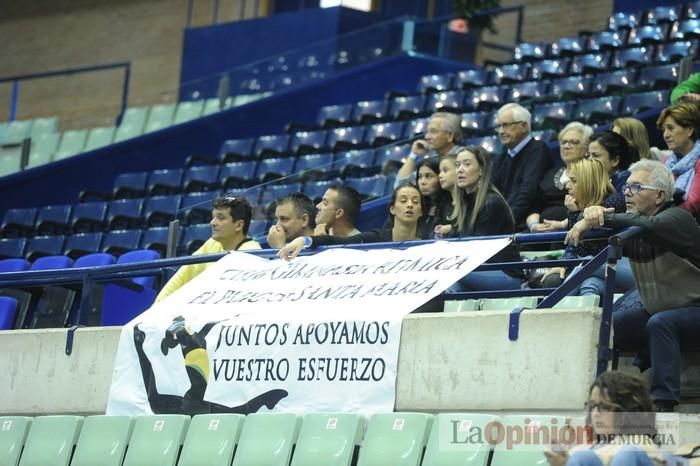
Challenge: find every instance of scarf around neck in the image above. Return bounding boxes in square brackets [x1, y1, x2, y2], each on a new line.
[665, 140, 700, 200]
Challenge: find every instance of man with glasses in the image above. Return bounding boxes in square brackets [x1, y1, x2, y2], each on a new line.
[492, 103, 552, 229]
[156, 195, 262, 303]
[394, 112, 463, 187]
[566, 160, 700, 412]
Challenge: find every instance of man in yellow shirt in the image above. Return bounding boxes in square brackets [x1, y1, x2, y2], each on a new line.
[156, 195, 261, 302]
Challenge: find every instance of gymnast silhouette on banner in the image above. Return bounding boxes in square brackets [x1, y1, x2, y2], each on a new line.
[133, 316, 288, 415]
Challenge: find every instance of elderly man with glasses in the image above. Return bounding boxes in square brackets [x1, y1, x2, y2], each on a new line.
[492, 103, 552, 229]
[566, 160, 700, 412]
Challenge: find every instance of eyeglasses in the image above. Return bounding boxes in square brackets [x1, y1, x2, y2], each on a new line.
[560, 139, 582, 146]
[586, 401, 616, 413]
[622, 183, 661, 196]
[494, 121, 524, 131]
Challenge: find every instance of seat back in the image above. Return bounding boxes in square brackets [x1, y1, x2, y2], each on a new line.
[53, 130, 88, 161]
[0, 239, 27, 259]
[443, 299, 480, 312]
[122, 415, 189, 466]
[0, 416, 32, 466]
[491, 414, 570, 466]
[174, 100, 205, 124]
[552, 295, 600, 309]
[117, 249, 161, 288]
[64, 232, 104, 259]
[0, 296, 18, 330]
[18, 415, 83, 466]
[232, 413, 300, 466]
[27, 133, 60, 169]
[357, 412, 433, 466]
[70, 416, 134, 466]
[481, 297, 539, 311]
[144, 103, 176, 133]
[114, 107, 148, 142]
[84, 127, 116, 152]
[422, 413, 498, 466]
[290, 413, 363, 466]
[0, 258, 30, 272]
[178, 414, 244, 466]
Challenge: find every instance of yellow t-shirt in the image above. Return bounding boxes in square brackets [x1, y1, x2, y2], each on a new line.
[155, 237, 262, 303]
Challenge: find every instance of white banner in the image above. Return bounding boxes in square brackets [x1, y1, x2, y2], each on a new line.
[106, 238, 511, 416]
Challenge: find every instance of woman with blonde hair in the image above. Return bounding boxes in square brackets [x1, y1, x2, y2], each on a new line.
[612, 117, 656, 161]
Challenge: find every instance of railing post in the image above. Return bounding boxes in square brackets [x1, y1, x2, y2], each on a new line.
[9, 80, 19, 122]
[116, 65, 131, 127]
[401, 19, 415, 53]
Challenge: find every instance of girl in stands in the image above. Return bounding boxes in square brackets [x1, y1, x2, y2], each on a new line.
[277, 182, 423, 258]
[611, 117, 659, 161]
[657, 102, 700, 218]
[415, 157, 448, 239]
[433, 154, 457, 238]
[446, 146, 523, 291]
[544, 371, 664, 466]
[586, 131, 639, 194]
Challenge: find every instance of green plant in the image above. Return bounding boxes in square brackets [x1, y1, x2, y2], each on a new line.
[453, 0, 501, 33]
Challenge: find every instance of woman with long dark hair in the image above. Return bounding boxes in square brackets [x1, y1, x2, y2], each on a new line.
[587, 131, 640, 194]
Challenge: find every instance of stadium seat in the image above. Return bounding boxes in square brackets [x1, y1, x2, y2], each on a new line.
[202, 97, 230, 115]
[71, 201, 108, 233]
[70, 415, 134, 466]
[140, 227, 172, 256]
[620, 90, 669, 115]
[296, 153, 336, 181]
[507, 81, 547, 103]
[248, 219, 267, 239]
[0, 144, 22, 177]
[173, 100, 205, 124]
[260, 182, 304, 209]
[389, 95, 426, 120]
[181, 224, 211, 254]
[529, 59, 568, 80]
[467, 86, 506, 111]
[608, 11, 639, 31]
[26, 132, 58, 169]
[352, 99, 388, 124]
[72, 252, 117, 326]
[84, 127, 116, 152]
[29, 117, 58, 138]
[425, 90, 465, 113]
[465, 135, 501, 154]
[35, 204, 72, 236]
[219, 138, 256, 163]
[317, 103, 354, 128]
[0, 296, 18, 330]
[144, 103, 176, 133]
[0, 416, 31, 465]
[443, 299, 480, 312]
[491, 415, 570, 466]
[256, 157, 295, 183]
[114, 107, 148, 142]
[346, 175, 388, 200]
[481, 297, 538, 310]
[422, 413, 498, 466]
[491, 63, 529, 84]
[460, 112, 487, 135]
[4, 120, 32, 144]
[574, 96, 622, 125]
[1, 207, 37, 238]
[685, 1, 700, 20]
[586, 30, 625, 51]
[513, 42, 547, 62]
[549, 36, 585, 56]
[144, 195, 181, 227]
[148, 168, 184, 196]
[403, 117, 430, 138]
[255, 134, 290, 158]
[232, 413, 300, 466]
[29, 255, 75, 329]
[290, 413, 363, 466]
[122, 415, 189, 466]
[327, 126, 367, 152]
[183, 165, 220, 193]
[113, 171, 149, 199]
[18, 415, 83, 466]
[178, 414, 245, 466]
[101, 249, 160, 325]
[25, 235, 65, 261]
[53, 129, 88, 161]
[569, 52, 610, 74]
[454, 69, 488, 88]
[645, 5, 679, 25]
[336, 149, 377, 178]
[670, 18, 700, 40]
[181, 191, 219, 225]
[357, 412, 433, 466]
[592, 69, 638, 95]
[636, 63, 679, 90]
[102, 230, 143, 256]
[417, 73, 454, 94]
[290, 130, 328, 154]
[553, 294, 600, 309]
[365, 122, 405, 147]
[627, 25, 668, 45]
[655, 40, 698, 64]
[107, 198, 144, 230]
[531, 101, 575, 131]
[220, 161, 257, 189]
[611, 46, 653, 69]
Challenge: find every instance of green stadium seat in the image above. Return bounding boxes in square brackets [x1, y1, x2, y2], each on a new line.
[53, 130, 88, 161]
[0, 416, 32, 466]
[27, 133, 60, 168]
[232, 413, 300, 466]
[122, 415, 189, 466]
[29, 117, 58, 138]
[178, 414, 244, 466]
[481, 297, 539, 311]
[144, 104, 176, 133]
[290, 413, 364, 466]
[443, 299, 480, 312]
[114, 107, 148, 142]
[356, 412, 433, 466]
[422, 413, 498, 466]
[5, 120, 32, 145]
[84, 127, 116, 151]
[70, 415, 134, 466]
[0, 145, 22, 177]
[0, 122, 7, 143]
[552, 295, 600, 309]
[18, 415, 83, 466]
[202, 98, 231, 115]
[491, 414, 569, 466]
[173, 101, 204, 124]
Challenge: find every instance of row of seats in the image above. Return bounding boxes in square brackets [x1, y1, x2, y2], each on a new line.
[0, 411, 584, 466]
[443, 295, 600, 312]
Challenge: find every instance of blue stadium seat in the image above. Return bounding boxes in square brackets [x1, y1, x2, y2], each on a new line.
[627, 25, 668, 45]
[0, 238, 26, 259]
[467, 85, 506, 111]
[569, 52, 611, 74]
[64, 232, 104, 259]
[506, 81, 547, 103]
[513, 42, 547, 62]
[529, 59, 569, 80]
[141, 227, 171, 256]
[548, 76, 591, 100]
[587, 30, 625, 51]
[636, 63, 678, 90]
[303, 179, 337, 203]
[260, 183, 304, 209]
[573, 96, 622, 125]
[248, 219, 268, 239]
[346, 175, 388, 200]
[317, 104, 354, 128]
[531, 129, 556, 143]
[147, 168, 184, 196]
[289, 130, 328, 154]
[655, 40, 698, 63]
[608, 11, 640, 31]
[1, 207, 37, 238]
[112, 171, 149, 199]
[417, 73, 454, 94]
[459, 111, 487, 136]
[454, 69, 488, 88]
[388, 95, 426, 120]
[256, 157, 295, 183]
[592, 69, 638, 94]
[220, 161, 258, 189]
[670, 19, 700, 40]
[107, 198, 144, 230]
[549, 36, 585, 56]
[183, 165, 220, 193]
[685, 1, 700, 20]
[425, 90, 465, 113]
[465, 135, 502, 154]
[219, 138, 256, 163]
[402, 117, 430, 138]
[29, 255, 75, 328]
[645, 5, 679, 25]
[181, 191, 219, 225]
[296, 153, 336, 181]
[352, 99, 389, 124]
[35, 205, 72, 236]
[531, 101, 576, 131]
[375, 144, 410, 175]
[255, 134, 290, 158]
[26, 235, 65, 261]
[0, 257, 30, 272]
[491, 63, 529, 84]
[144, 195, 181, 227]
[102, 230, 143, 256]
[365, 122, 405, 147]
[181, 224, 211, 254]
[0, 296, 17, 330]
[620, 90, 669, 115]
[336, 149, 377, 178]
[611, 46, 654, 68]
[327, 126, 366, 152]
[71, 201, 108, 233]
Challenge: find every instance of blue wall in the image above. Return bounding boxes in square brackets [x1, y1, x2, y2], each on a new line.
[613, 0, 684, 13]
[0, 54, 467, 216]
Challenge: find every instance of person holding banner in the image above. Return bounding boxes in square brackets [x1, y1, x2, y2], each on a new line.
[267, 192, 316, 248]
[313, 184, 362, 237]
[277, 183, 423, 259]
[156, 195, 261, 303]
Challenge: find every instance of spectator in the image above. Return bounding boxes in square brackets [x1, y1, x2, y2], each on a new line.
[492, 103, 552, 228]
[277, 183, 423, 259]
[611, 117, 658, 161]
[447, 146, 523, 291]
[568, 160, 700, 412]
[267, 192, 316, 248]
[587, 131, 639, 194]
[657, 102, 700, 218]
[156, 195, 261, 303]
[541, 158, 625, 288]
[527, 122, 593, 232]
[394, 112, 463, 187]
[434, 154, 457, 238]
[415, 157, 449, 239]
[670, 72, 700, 105]
[544, 371, 664, 466]
[313, 184, 362, 237]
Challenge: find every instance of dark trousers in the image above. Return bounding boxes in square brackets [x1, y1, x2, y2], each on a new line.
[613, 292, 700, 402]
